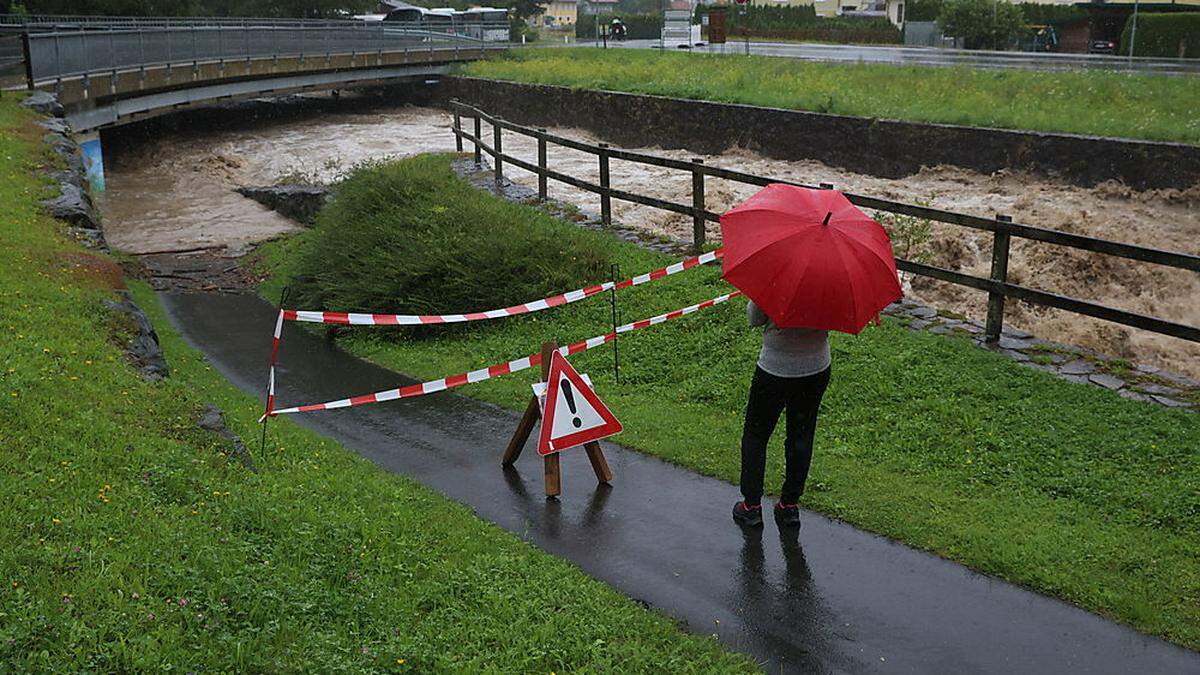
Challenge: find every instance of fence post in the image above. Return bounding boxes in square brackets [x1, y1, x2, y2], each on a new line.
[691, 158, 705, 252]
[985, 214, 1013, 343]
[473, 116, 482, 166]
[493, 119, 503, 183]
[598, 143, 611, 227]
[453, 110, 463, 152]
[537, 129, 548, 200]
[21, 33, 33, 89]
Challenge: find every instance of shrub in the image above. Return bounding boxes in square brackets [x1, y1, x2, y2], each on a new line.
[938, 0, 1025, 49]
[285, 155, 616, 329]
[1120, 12, 1200, 58]
[694, 6, 900, 44]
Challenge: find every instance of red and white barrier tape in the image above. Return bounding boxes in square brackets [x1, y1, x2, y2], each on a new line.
[265, 290, 742, 417]
[281, 248, 723, 326]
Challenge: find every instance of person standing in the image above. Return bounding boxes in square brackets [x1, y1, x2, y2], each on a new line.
[732, 299, 831, 528]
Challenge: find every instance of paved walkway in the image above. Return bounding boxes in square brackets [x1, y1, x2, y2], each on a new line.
[162, 291, 1199, 674]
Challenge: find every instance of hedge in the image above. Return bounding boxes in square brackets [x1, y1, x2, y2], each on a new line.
[1120, 12, 1200, 58]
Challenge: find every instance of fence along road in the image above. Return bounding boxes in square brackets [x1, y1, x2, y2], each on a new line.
[11, 16, 507, 130]
[606, 38, 1200, 76]
[450, 99, 1200, 348]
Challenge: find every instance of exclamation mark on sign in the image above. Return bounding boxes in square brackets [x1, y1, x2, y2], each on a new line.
[561, 377, 582, 428]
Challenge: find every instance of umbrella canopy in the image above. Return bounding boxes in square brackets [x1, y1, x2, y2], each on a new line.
[720, 184, 902, 334]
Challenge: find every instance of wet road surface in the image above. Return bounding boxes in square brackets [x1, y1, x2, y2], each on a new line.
[162, 291, 1200, 673]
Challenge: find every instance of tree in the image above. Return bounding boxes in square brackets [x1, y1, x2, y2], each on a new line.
[938, 0, 1024, 50]
[906, 0, 943, 23]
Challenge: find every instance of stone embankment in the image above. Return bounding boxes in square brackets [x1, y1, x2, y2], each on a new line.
[235, 184, 328, 225]
[22, 91, 257, 454]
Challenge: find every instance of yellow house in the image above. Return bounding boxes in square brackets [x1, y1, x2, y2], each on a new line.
[538, 0, 579, 26]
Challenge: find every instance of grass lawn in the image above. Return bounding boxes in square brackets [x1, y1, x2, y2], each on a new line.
[257, 155, 1200, 650]
[0, 100, 754, 670]
[461, 48, 1200, 145]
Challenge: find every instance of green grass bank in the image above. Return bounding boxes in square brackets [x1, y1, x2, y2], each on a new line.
[460, 49, 1200, 145]
[258, 154, 1200, 650]
[0, 101, 753, 671]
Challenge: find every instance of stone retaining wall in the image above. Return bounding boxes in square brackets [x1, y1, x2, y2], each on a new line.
[423, 77, 1200, 191]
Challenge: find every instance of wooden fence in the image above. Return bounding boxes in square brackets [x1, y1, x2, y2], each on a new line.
[449, 99, 1200, 346]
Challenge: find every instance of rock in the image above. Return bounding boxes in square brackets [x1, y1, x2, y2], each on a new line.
[102, 291, 170, 381]
[42, 132, 86, 176]
[22, 91, 64, 117]
[1088, 373, 1125, 390]
[928, 324, 952, 335]
[236, 184, 329, 225]
[1151, 395, 1191, 408]
[69, 227, 108, 251]
[1135, 363, 1160, 375]
[42, 182, 100, 230]
[997, 336, 1036, 351]
[1136, 383, 1181, 397]
[1061, 374, 1091, 384]
[1156, 371, 1200, 389]
[1001, 348, 1030, 362]
[38, 117, 71, 134]
[909, 318, 931, 330]
[198, 404, 257, 471]
[1001, 326, 1033, 339]
[1118, 390, 1151, 403]
[910, 306, 937, 319]
[1060, 360, 1095, 376]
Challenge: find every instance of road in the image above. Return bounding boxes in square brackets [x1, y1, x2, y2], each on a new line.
[594, 38, 1200, 75]
[162, 289, 1200, 674]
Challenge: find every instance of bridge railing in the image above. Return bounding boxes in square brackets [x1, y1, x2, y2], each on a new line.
[23, 22, 506, 84]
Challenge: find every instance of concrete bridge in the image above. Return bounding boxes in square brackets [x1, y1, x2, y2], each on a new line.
[4, 15, 506, 131]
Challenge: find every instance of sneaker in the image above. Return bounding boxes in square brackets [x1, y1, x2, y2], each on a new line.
[732, 501, 763, 527]
[774, 502, 802, 528]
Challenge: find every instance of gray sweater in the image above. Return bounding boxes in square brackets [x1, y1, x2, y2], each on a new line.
[747, 300, 831, 378]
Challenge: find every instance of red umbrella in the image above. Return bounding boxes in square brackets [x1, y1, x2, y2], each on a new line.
[720, 184, 902, 334]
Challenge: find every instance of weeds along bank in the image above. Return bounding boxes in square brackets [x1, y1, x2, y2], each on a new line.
[0, 99, 752, 671]
[459, 49, 1200, 145]
[258, 153, 1200, 650]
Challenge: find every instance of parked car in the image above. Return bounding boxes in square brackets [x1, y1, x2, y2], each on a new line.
[1088, 39, 1117, 54]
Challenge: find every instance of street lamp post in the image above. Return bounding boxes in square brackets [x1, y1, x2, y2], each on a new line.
[1127, 0, 1140, 62]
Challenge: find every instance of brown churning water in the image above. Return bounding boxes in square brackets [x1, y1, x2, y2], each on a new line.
[99, 97, 1200, 377]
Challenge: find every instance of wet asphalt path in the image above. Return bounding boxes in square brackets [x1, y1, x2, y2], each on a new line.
[162, 291, 1199, 674]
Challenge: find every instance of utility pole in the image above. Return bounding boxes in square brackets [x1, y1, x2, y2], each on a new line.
[1127, 0, 1140, 63]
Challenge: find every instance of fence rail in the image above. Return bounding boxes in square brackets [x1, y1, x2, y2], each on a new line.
[449, 99, 1200, 345]
[22, 22, 504, 84]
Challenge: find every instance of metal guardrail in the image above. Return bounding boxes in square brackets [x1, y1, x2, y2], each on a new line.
[23, 22, 506, 84]
[0, 14, 447, 28]
[450, 99, 1200, 345]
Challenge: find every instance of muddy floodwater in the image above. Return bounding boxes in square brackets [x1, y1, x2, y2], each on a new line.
[100, 97, 1200, 377]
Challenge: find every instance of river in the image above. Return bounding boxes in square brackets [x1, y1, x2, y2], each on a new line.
[98, 93, 1200, 377]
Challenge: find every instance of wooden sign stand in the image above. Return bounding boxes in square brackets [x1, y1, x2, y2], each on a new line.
[502, 341, 613, 497]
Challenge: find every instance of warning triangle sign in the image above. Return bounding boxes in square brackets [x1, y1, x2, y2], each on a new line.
[537, 351, 623, 456]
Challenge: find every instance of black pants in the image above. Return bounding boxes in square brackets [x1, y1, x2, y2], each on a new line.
[740, 365, 831, 506]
